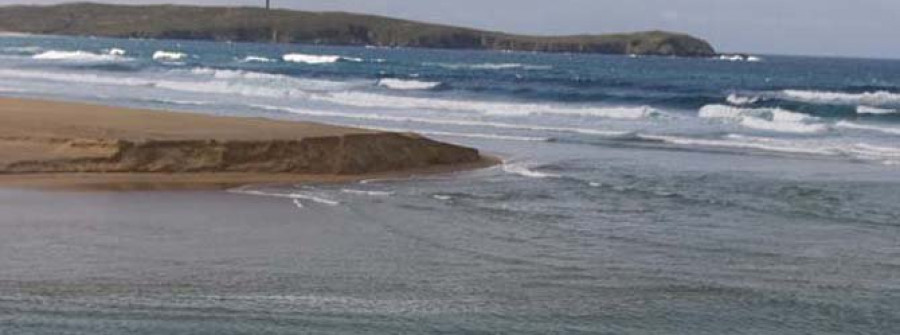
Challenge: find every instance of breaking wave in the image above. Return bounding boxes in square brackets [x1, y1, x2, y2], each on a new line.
[283, 53, 363, 64]
[229, 189, 341, 206]
[341, 189, 395, 197]
[153, 50, 187, 61]
[716, 54, 763, 62]
[857, 105, 897, 115]
[640, 134, 900, 164]
[699, 104, 828, 134]
[1, 46, 43, 54]
[376, 78, 442, 90]
[310, 92, 662, 119]
[502, 162, 561, 179]
[32, 50, 129, 62]
[425, 62, 552, 70]
[726, 93, 760, 106]
[781, 90, 900, 106]
[835, 121, 900, 136]
[252, 104, 630, 139]
[0, 67, 366, 99]
[106, 48, 126, 56]
[239, 55, 276, 63]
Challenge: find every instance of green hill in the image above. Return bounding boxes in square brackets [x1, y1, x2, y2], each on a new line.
[0, 2, 717, 57]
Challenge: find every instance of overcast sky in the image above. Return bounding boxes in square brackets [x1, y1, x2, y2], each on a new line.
[1, 0, 895, 59]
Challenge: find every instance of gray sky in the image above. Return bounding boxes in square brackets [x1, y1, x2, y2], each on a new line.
[1, 0, 896, 59]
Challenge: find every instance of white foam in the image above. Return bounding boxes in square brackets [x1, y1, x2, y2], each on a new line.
[739, 117, 829, 134]
[253, 104, 630, 137]
[1, 46, 42, 54]
[153, 51, 187, 61]
[311, 92, 661, 119]
[283, 53, 360, 64]
[341, 189, 394, 196]
[106, 48, 126, 56]
[376, 78, 442, 90]
[230, 189, 341, 206]
[0, 85, 25, 93]
[643, 134, 835, 156]
[411, 130, 549, 142]
[240, 55, 275, 63]
[426, 62, 552, 70]
[2, 67, 295, 97]
[146, 98, 216, 106]
[716, 54, 762, 62]
[0, 67, 359, 99]
[32, 50, 126, 62]
[349, 123, 550, 142]
[187, 68, 358, 92]
[644, 133, 900, 164]
[835, 121, 900, 135]
[0, 68, 153, 87]
[253, 106, 552, 142]
[781, 90, 900, 106]
[726, 93, 759, 106]
[153, 80, 302, 98]
[857, 105, 897, 115]
[699, 104, 827, 134]
[432, 195, 453, 201]
[502, 163, 561, 179]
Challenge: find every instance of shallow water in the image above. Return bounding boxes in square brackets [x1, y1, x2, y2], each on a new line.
[1, 35, 900, 334]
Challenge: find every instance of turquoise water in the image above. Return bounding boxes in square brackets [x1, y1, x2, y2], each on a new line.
[1, 35, 899, 334]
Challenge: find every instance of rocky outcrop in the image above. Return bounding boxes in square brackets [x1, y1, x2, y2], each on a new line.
[1, 133, 481, 175]
[0, 98, 487, 179]
[0, 3, 717, 57]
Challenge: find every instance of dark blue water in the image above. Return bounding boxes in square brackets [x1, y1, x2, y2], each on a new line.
[1, 34, 899, 334]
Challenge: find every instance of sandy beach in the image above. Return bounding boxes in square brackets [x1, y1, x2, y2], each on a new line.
[0, 98, 495, 190]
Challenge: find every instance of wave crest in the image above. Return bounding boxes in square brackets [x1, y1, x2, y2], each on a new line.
[782, 90, 900, 106]
[726, 93, 760, 106]
[311, 92, 661, 119]
[239, 55, 275, 63]
[376, 78, 442, 90]
[502, 162, 561, 179]
[425, 62, 552, 70]
[282, 53, 362, 64]
[153, 50, 187, 61]
[699, 104, 827, 134]
[857, 105, 897, 115]
[835, 121, 900, 136]
[33, 50, 128, 62]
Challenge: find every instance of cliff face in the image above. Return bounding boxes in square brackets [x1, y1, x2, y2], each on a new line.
[0, 3, 717, 57]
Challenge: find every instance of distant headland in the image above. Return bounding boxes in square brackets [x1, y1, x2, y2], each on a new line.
[0, 2, 717, 57]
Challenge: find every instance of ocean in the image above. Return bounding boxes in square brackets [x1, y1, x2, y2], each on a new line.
[1, 34, 899, 334]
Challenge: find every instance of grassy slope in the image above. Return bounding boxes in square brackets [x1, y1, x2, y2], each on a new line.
[0, 2, 716, 57]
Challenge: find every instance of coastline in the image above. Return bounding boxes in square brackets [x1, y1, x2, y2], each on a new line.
[0, 98, 498, 191]
[0, 3, 716, 57]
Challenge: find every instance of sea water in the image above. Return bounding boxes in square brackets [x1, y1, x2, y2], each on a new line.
[0, 35, 899, 334]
